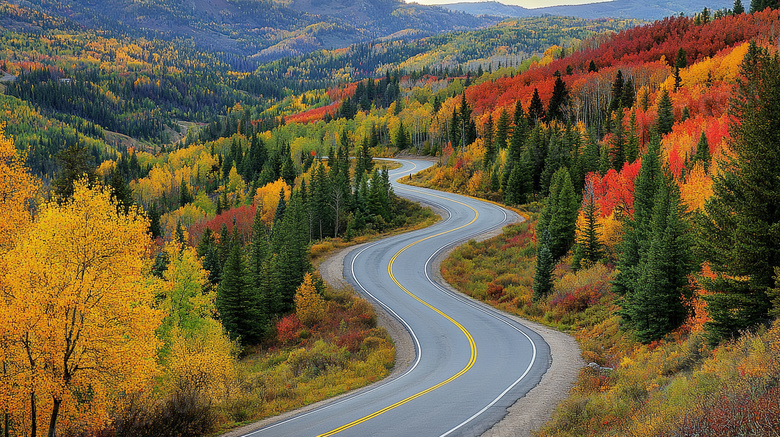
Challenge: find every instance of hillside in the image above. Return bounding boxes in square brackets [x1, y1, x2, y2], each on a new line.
[7, 0, 496, 62]
[445, 0, 735, 20]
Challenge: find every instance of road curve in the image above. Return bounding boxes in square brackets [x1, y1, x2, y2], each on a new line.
[242, 159, 551, 437]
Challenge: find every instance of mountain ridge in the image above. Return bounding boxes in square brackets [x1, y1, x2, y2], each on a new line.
[442, 0, 735, 20]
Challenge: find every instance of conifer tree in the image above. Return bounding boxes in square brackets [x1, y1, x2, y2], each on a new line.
[271, 192, 311, 313]
[216, 239, 250, 343]
[622, 77, 635, 109]
[537, 167, 579, 260]
[734, 0, 745, 14]
[611, 109, 626, 170]
[528, 88, 545, 124]
[483, 115, 497, 170]
[614, 135, 663, 295]
[657, 88, 674, 135]
[197, 227, 221, 287]
[692, 131, 711, 169]
[572, 180, 602, 270]
[533, 229, 555, 301]
[609, 70, 624, 112]
[495, 108, 510, 150]
[699, 42, 780, 344]
[247, 210, 272, 334]
[547, 73, 569, 122]
[621, 173, 693, 342]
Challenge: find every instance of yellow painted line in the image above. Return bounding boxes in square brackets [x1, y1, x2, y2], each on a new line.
[318, 193, 480, 436]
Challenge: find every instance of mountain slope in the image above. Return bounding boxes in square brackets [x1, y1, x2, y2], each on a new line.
[444, 0, 735, 20]
[8, 0, 497, 61]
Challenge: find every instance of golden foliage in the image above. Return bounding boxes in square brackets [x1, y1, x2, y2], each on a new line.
[0, 181, 162, 435]
[295, 273, 324, 327]
[164, 320, 239, 404]
[253, 178, 291, 226]
[0, 126, 39, 253]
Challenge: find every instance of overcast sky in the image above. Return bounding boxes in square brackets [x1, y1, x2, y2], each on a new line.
[405, 0, 612, 8]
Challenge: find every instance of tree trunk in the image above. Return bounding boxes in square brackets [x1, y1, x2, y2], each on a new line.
[30, 392, 36, 437]
[47, 398, 61, 437]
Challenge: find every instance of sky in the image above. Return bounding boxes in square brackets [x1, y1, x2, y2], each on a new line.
[404, 0, 612, 8]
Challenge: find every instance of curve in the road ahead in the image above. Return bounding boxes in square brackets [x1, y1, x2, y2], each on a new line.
[241, 159, 551, 437]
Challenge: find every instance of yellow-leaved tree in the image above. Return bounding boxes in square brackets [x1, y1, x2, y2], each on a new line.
[294, 273, 324, 327]
[0, 126, 39, 253]
[0, 180, 162, 437]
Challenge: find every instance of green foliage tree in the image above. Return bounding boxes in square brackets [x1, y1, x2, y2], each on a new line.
[657, 88, 674, 136]
[532, 229, 555, 301]
[52, 143, 97, 202]
[614, 135, 663, 296]
[528, 88, 545, 124]
[537, 167, 579, 260]
[547, 73, 569, 121]
[734, 0, 745, 14]
[692, 131, 711, 169]
[621, 173, 694, 342]
[750, 0, 777, 13]
[572, 180, 602, 270]
[698, 41, 780, 344]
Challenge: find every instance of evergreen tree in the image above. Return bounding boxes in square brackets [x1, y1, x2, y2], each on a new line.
[614, 135, 663, 295]
[271, 192, 311, 313]
[394, 121, 410, 150]
[611, 108, 626, 170]
[532, 229, 555, 301]
[621, 77, 635, 109]
[588, 60, 598, 73]
[657, 88, 674, 135]
[750, 0, 777, 13]
[699, 42, 780, 344]
[148, 202, 162, 239]
[247, 210, 273, 334]
[609, 70, 624, 112]
[622, 174, 693, 343]
[572, 180, 602, 270]
[108, 167, 134, 215]
[537, 167, 579, 260]
[483, 114, 496, 170]
[547, 73, 569, 122]
[216, 239, 250, 343]
[53, 142, 98, 202]
[495, 108, 510, 150]
[626, 112, 640, 164]
[528, 88, 545, 124]
[692, 131, 711, 169]
[734, 0, 745, 14]
[197, 227, 221, 287]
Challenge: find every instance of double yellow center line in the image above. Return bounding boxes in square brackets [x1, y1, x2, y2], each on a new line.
[318, 191, 480, 436]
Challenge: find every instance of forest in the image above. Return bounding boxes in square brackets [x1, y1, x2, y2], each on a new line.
[3, 0, 780, 435]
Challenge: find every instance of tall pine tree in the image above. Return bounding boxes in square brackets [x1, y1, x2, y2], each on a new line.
[698, 42, 780, 344]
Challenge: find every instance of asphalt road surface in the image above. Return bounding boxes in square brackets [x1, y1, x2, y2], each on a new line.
[244, 159, 551, 437]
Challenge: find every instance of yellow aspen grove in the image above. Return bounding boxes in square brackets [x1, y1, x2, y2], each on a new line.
[0, 180, 163, 437]
[0, 126, 39, 254]
[294, 273, 324, 327]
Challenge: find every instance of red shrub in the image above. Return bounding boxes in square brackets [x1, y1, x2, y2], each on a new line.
[276, 314, 304, 346]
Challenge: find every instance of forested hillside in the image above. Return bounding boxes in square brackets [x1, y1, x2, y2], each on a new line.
[3, 1, 780, 436]
[7, 0, 495, 61]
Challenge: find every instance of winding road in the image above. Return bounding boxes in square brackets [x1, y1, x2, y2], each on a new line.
[242, 159, 552, 437]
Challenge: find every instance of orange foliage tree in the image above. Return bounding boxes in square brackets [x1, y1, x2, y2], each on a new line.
[0, 181, 162, 437]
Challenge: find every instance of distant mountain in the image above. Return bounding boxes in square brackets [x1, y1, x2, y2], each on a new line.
[7, 0, 498, 62]
[443, 0, 735, 20]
